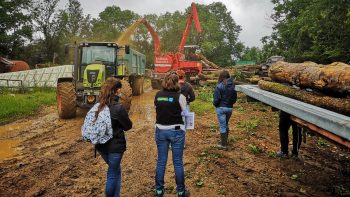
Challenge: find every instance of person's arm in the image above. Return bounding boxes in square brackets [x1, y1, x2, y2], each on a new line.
[213, 85, 221, 107]
[111, 104, 133, 131]
[187, 83, 195, 103]
[179, 94, 187, 111]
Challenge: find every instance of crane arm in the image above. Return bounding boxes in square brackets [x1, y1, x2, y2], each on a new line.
[178, 2, 201, 52]
[139, 19, 162, 57]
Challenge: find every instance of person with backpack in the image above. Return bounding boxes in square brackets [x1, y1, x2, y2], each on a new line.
[154, 73, 190, 197]
[87, 77, 132, 197]
[213, 70, 237, 149]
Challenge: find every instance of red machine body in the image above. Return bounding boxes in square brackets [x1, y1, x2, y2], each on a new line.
[141, 2, 203, 81]
[0, 57, 30, 73]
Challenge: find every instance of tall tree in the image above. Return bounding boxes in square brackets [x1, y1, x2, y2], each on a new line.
[264, 0, 350, 63]
[31, 0, 62, 62]
[0, 0, 32, 59]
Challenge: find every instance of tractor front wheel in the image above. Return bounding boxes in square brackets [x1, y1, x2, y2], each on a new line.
[57, 82, 77, 119]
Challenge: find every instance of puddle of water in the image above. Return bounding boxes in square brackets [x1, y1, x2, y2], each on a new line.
[0, 139, 20, 160]
[130, 90, 157, 122]
[0, 122, 31, 136]
[0, 121, 30, 160]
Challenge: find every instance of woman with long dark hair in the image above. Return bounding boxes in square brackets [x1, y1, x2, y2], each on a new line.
[213, 70, 237, 149]
[95, 77, 132, 197]
[154, 73, 190, 197]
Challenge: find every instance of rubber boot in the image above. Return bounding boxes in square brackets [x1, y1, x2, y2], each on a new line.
[217, 133, 228, 150]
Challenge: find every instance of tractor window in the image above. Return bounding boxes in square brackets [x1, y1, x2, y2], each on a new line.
[80, 46, 116, 80]
[81, 46, 116, 65]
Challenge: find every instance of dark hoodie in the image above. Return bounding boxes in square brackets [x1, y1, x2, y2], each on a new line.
[213, 78, 237, 108]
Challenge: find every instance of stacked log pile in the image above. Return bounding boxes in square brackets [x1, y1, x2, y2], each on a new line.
[258, 80, 350, 116]
[268, 61, 350, 96]
[258, 61, 350, 116]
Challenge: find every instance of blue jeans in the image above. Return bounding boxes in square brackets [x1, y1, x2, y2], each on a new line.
[216, 107, 233, 133]
[99, 152, 123, 197]
[155, 127, 186, 192]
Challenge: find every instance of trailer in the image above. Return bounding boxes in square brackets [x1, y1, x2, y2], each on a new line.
[235, 85, 350, 148]
[117, 48, 146, 95]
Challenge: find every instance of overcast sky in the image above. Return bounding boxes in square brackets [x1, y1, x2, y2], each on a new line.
[58, 0, 275, 47]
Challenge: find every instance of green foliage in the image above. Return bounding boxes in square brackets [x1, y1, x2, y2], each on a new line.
[248, 144, 263, 154]
[0, 0, 32, 59]
[237, 118, 259, 131]
[240, 46, 264, 64]
[317, 138, 330, 147]
[191, 99, 214, 116]
[197, 87, 213, 102]
[264, 0, 350, 63]
[0, 88, 56, 124]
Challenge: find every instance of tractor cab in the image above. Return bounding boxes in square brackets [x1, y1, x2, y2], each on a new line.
[73, 42, 121, 106]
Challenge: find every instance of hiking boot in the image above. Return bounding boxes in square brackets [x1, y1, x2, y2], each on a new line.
[291, 154, 299, 160]
[276, 151, 288, 159]
[178, 189, 190, 197]
[155, 189, 164, 197]
[216, 144, 227, 150]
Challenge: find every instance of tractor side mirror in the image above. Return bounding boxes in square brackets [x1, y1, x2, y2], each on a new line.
[64, 45, 69, 55]
[125, 45, 130, 54]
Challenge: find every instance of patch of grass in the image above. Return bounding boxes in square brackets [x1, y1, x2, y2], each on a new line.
[195, 178, 204, 187]
[197, 87, 213, 103]
[228, 135, 242, 143]
[248, 144, 263, 154]
[235, 106, 245, 112]
[0, 88, 56, 124]
[268, 151, 277, 158]
[199, 149, 222, 162]
[317, 138, 330, 147]
[237, 118, 259, 136]
[191, 99, 215, 116]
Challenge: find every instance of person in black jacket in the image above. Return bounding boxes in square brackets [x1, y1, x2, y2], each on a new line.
[154, 73, 190, 197]
[95, 77, 132, 197]
[213, 70, 237, 149]
[176, 70, 195, 108]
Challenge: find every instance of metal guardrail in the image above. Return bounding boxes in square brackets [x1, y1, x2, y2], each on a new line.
[0, 79, 24, 88]
[235, 85, 350, 142]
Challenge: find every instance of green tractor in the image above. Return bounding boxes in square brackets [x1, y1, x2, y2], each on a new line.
[57, 42, 145, 119]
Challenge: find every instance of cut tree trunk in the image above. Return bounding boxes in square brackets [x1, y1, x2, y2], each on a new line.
[268, 61, 350, 96]
[258, 80, 350, 116]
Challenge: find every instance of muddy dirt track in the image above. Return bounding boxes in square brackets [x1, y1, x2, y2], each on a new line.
[0, 87, 349, 197]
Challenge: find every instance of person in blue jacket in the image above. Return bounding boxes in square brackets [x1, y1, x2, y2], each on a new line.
[213, 70, 237, 149]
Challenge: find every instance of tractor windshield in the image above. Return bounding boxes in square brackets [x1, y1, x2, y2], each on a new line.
[81, 46, 116, 65]
[79, 45, 117, 79]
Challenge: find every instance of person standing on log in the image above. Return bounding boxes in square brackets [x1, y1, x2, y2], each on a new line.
[276, 111, 302, 159]
[154, 73, 190, 197]
[176, 70, 195, 110]
[213, 70, 237, 149]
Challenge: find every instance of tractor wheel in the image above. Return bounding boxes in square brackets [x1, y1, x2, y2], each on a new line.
[132, 77, 143, 96]
[151, 78, 162, 90]
[57, 82, 77, 119]
[120, 80, 132, 112]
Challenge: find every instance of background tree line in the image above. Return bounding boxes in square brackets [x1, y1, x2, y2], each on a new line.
[1, 0, 349, 68]
[0, 0, 242, 68]
[245, 0, 350, 64]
